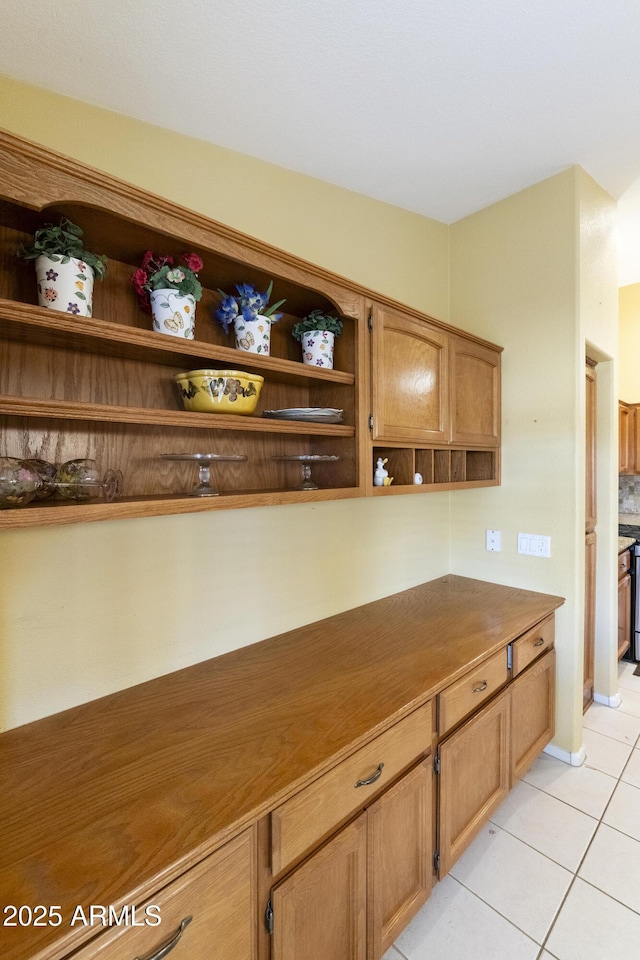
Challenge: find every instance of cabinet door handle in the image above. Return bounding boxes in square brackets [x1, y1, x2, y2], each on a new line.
[135, 916, 192, 960]
[533, 638, 545, 647]
[472, 681, 488, 693]
[355, 762, 384, 787]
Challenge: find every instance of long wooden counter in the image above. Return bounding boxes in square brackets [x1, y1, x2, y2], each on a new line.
[0, 575, 563, 960]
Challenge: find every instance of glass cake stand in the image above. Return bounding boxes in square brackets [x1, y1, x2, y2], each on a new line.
[158, 453, 247, 497]
[272, 454, 340, 491]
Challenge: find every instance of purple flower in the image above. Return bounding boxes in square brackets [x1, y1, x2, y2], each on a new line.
[45, 269, 58, 280]
[67, 303, 81, 315]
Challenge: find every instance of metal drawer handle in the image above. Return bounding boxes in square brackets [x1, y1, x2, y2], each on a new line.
[355, 762, 384, 787]
[472, 681, 488, 693]
[135, 916, 192, 960]
[533, 638, 545, 647]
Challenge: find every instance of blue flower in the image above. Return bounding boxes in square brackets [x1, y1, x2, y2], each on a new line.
[214, 294, 239, 333]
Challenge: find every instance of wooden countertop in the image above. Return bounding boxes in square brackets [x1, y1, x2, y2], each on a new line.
[0, 575, 563, 960]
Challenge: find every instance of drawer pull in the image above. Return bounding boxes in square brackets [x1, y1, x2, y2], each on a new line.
[472, 681, 488, 693]
[534, 638, 545, 647]
[355, 762, 384, 787]
[135, 916, 192, 960]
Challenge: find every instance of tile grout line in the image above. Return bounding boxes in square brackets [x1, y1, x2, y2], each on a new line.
[536, 699, 640, 956]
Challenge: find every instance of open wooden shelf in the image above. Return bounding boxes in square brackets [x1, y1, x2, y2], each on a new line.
[0, 396, 356, 435]
[0, 300, 356, 386]
[0, 486, 363, 529]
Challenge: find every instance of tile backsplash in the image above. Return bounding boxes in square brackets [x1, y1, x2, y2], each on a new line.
[619, 475, 640, 512]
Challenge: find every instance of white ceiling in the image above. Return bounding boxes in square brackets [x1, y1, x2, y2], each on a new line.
[2, 0, 640, 282]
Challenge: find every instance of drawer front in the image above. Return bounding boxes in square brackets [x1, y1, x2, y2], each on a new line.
[619, 549, 631, 578]
[511, 615, 555, 676]
[69, 829, 255, 960]
[271, 701, 432, 876]
[437, 648, 508, 737]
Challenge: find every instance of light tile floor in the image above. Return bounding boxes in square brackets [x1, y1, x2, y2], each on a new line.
[383, 660, 640, 960]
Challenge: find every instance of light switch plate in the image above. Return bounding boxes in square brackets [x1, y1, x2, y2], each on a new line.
[518, 533, 551, 557]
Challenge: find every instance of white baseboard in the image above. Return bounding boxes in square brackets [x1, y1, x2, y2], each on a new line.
[593, 691, 622, 708]
[543, 742, 586, 766]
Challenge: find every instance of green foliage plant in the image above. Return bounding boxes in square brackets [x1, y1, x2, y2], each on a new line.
[292, 309, 344, 341]
[17, 217, 108, 279]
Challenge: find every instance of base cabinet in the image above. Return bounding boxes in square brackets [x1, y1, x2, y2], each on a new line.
[271, 759, 433, 960]
[436, 646, 556, 879]
[618, 548, 632, 661]
[366, 760, 434, 958]
[511, 649, 555, 781]
[271, 817, 368, 960]
[67, 829, 256, 960]
[437, 690, 511, 876]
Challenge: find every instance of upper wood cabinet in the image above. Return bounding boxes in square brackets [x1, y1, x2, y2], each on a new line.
[371, 303, 449, 443]
[369, 303, 501, 493]
[450, 335, 500, 447]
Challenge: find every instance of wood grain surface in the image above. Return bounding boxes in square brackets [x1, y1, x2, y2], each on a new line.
[0, 575, 562, 960]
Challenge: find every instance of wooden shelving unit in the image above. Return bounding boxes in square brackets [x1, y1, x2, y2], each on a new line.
[0, 128, 502, 527]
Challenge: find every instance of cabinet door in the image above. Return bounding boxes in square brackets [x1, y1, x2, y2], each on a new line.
[619, 401, 635, 474]
[367, 759, 433, 960]
[371, 304, 449, 443]
[271, 817, 367, 960]
[449, 336, 501, 447]
[618, 571, 632, 660]
[437, 690, 510, 877]
[510, 649, 555, 783]
[68, 829, 256, 960]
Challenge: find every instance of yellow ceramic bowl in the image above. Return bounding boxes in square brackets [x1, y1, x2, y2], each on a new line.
[175, 369, 264, 415]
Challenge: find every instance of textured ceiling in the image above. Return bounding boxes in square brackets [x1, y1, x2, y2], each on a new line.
[2, 0, 640, 278]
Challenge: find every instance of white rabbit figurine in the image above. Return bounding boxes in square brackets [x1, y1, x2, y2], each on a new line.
[374, 457, 389, 486]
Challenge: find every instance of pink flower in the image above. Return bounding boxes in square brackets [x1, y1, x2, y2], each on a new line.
[182, 253, 203, 273]
[44, 287, 57, 301]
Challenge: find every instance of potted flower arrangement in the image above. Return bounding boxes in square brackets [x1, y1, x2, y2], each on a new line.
[131, 251, 203, 339]
[17, 217, 107, 318]
[215, 281, 285, 355]
[292, 309, 344, 369]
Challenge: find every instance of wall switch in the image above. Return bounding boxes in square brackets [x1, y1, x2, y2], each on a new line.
[486, 529, 501, 551]
[518, 533, 551, 557]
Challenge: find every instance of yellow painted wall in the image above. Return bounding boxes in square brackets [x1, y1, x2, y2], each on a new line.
[449, 168, 618, 755]
[0, 77, 452, 731]
[619, 283, 640, 402]
[0, 78, 618, 750]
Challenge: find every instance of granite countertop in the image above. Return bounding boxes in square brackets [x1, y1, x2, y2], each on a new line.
[619, 536, 636, 552]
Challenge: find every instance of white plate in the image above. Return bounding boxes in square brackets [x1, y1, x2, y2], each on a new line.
[262, 408, 344, 422]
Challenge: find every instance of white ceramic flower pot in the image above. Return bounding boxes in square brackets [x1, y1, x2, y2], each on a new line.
[234, 315, 271, 355]
[35, 255, 95, 317]
[300, 329, 335, 369]
[150, 289, 196, 339]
